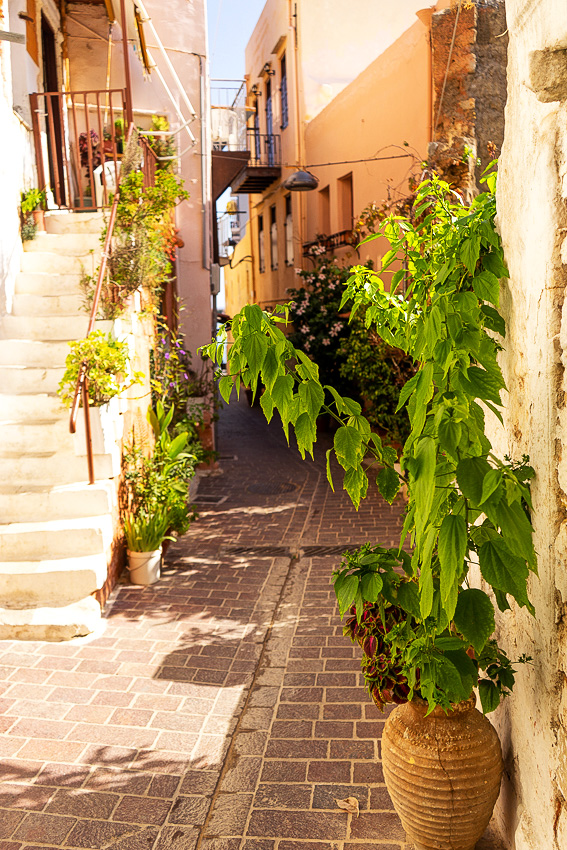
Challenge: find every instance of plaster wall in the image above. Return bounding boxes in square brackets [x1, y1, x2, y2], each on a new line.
[65, 0, 211, 363]
[491, 1, 567, 847]
[303, 17, 430, 271]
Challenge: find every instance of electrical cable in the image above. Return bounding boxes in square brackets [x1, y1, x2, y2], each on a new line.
[433, 0, 462, 135]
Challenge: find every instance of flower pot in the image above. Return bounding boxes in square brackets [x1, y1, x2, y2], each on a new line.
[72, 399, 123, 456]
[381, 695, 502, 850]
[32, 209, 45, 232]
[127, 548, 162, 585]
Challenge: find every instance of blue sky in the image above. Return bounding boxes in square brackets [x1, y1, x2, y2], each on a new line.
[207, 0, 267, 81]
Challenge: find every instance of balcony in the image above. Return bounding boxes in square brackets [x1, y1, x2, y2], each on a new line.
[303, 230, 354, 256]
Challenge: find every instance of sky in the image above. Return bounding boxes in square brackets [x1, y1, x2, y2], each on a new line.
[207, 0, 267, 81]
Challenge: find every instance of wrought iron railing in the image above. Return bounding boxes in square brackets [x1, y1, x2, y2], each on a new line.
[303, 230, 354, 256]
[30, 88, 127, 210]
[69, 125, 159, 484]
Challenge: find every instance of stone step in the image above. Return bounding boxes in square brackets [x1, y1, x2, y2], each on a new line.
[20, 252, 97, 275]
[0, 340, 70, 368]
[45, 211, 104, 235]
[0, 451, 116, 485]
[0, 393, 66, 420]
[0, 597, 102, 641]
[15, 273, 83, 297]
[0, 515, 113, 562]
[24, 232, 102, 255]
[0, 419, 71, 453]
[0, 365, 64, 395]
[0, 553, 108, 609]
[1, 314, 90, 341]
[0, 481, 114, 523]
[12, 292, 85, 316]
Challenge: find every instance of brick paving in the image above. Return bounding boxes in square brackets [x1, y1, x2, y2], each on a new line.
[0, 397, 501, 849]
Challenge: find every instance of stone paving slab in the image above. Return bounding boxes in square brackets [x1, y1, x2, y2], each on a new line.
[0, 397, 503, 849]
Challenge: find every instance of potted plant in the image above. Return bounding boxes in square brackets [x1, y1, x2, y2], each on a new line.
[20, 187, 47, 237]
[57, 329, 143, 462]
[201, 166, 537, 850]
[123, 506, 173, 585]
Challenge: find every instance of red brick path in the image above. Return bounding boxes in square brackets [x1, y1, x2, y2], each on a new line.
[0, 398, 500, 849]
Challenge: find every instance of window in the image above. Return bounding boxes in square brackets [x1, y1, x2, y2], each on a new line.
[270, 206, 278, 270]
[285, 195, 293, 266]
[338, 173, 354, 231]
[319, 186, 330, 235]
[258, 215, 265, 273]
[280, 53, 288, 130]
[265, 79, 275, 165]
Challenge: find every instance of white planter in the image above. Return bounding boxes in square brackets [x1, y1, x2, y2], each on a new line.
[186, 396, 207, 419]
[127, 548, 162, 585]
[73, 398, 124, 457]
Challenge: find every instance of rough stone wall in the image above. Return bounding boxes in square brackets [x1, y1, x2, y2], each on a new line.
[492, 2, 567, 847]
[430, 1, 507, 194]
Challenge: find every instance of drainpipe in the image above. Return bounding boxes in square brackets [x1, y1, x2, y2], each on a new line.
[291, 0, 306, 263]
[190, 52, 211, 273]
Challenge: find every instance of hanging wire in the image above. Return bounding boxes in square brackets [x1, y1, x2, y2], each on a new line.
[433, 0, 463, 135]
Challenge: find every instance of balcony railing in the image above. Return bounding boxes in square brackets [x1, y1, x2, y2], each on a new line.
[303, 230, 354, 256]
[30, 88, 129, 210]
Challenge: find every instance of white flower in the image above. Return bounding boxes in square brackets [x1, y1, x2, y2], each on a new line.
[304, 340, 310, 351]
[300, 324, 310, 334]
[322, 338, 331, 346]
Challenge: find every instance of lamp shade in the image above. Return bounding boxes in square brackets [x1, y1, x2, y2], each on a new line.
[282, 170, 319, 191]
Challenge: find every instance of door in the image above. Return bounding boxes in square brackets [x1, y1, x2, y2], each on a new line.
[265, 78, 274, 165]
[41, 14, 66, 205]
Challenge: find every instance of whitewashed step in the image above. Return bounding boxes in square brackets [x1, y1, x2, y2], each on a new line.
[0, 596, 101, 641]
[0, 515, 113, 562]
[0, 365, 64, 395]
[0, 340, 70, 368]
[24, 233, 102, 255]
[0, 481, 114, 523]
[1, 452, 117, 486]
[45, 211, 104, 235]
[0, 420, 70, 453]
[15, 273, 83, 297]
[20, 253, 97, 275]
[0, 394, 66, 420]
[12, 293, 85, 317]
[1, 315, 90, 341]
[0, 553, 108, 608]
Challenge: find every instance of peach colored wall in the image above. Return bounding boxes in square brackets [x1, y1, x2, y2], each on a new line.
[303, 16, 431, 271]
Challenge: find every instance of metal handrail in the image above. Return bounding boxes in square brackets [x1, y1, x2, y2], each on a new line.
[68, 124, 157, 485]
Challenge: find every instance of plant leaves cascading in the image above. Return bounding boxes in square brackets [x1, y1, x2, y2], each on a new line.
[201, 168, 536, 713]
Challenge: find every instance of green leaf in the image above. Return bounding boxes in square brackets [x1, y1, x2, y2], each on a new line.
[336, 574, 359, 616]
[479, 679, 500, 714]
[481, 304, 506, 337]
[361, 571, 383, 603]
[272, 374, 294, 420]
[482, 250, 509, 280]
[435, 637, 467, 651]
[457, 456, 491, 504]
[168, 433, 189, 459]
[472, 270, 500, 306]
[334, 426, 363, 469]
[434, 655, 470, 702]
[261, 346, 281, 392]
[454, 588, 495, 654]
[377, 466, 400, 504]
[488, 499, 537, 571]
[460, 234, 481, 275]
[326, 449, 335, 492]
[419, 558, 434, 619]
[243, 303, 263, 330]
[299, 379, 325, 421]
[444, 648, 478, 697]
[294, 412, 316, 459]
[241, 332, 268, 379]
[478, 538, 532, 611]
[260, 390, 274, 423]
[438, 414, 462, 459]
[463, 366, 502, 406]
[218, 374, 233, 404]
[410, 436, 436, 537]
[396, 371, 420, 412]
[343, 465, 368, 509]
[325, 384, 346, 414]
[480, 468, 502, 505]
[438, 515, 467, 618]
[396, 581, 421, 619]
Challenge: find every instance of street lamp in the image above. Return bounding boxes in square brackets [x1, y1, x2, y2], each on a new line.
[282, 170, 319, 191]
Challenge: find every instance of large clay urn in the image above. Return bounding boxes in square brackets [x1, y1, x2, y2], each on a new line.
[381, 695, 502, 850]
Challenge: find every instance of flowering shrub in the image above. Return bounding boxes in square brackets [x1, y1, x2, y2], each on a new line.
[287, 248, 352, 392]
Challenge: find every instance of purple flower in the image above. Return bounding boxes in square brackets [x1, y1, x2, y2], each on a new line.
[164, 353, 170, 359]
[184, 373, 188, 379]
[169, 381, 175, 387]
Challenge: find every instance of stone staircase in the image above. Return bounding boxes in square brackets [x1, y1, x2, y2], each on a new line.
[0, 212, 122, 640]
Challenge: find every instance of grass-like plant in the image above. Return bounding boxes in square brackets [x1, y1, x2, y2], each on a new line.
[123, 507, 173, 552]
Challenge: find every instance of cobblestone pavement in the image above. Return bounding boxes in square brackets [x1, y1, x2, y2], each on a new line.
[0, 397, 500, 850]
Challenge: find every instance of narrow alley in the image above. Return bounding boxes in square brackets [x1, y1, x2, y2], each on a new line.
[0, 398, 496, 850]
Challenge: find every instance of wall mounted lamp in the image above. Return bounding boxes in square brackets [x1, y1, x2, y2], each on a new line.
[261, 63, 276, 77]
[282, 170, 319, 192]
[250, 84, 261, 97]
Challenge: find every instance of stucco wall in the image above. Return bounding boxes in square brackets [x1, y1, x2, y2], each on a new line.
[492, 1, 567, 847]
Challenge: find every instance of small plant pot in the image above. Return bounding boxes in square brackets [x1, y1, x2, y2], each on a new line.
[72, 399, 123, 457]
[32, 209, 45, 232]
[127, 548, 162, 585]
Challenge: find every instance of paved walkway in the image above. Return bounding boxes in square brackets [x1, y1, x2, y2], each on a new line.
[0, 397, 499, 850]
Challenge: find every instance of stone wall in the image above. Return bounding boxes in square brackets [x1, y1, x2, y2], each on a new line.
[492, 1, 567, 847]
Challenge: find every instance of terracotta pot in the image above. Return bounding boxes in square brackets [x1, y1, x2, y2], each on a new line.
[32, 209, 45, 232]
[381, 695, 502, 850]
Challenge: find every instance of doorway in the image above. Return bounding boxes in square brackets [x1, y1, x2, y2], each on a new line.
[41, 14, 66, 205]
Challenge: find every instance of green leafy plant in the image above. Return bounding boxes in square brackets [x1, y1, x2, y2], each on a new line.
[147, 115, 176, 170]
[21, 188, 46, 215]
[202, 166, 537, 714]
[124, 506, 174, 551]
[123, 401, 200, 539]
[57, 330, 142, 407]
